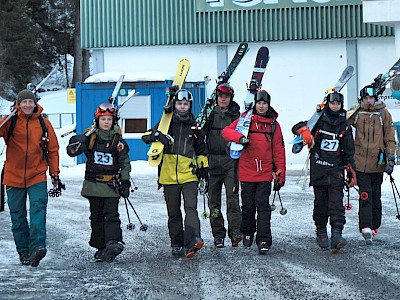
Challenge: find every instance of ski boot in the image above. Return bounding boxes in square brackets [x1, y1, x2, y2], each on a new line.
[30, 246, 47, 267]
[258, 241, 270, 255]
[361, 227, 373, 245]
[186, 238, 204, 258]
[103, 240, 124, 263]
[214, 237, 225, 248]
[243, 235, 254, 249]
[331, 227, 347, 254]
[316, 226, 330, 251]
[231, 230, 243, 247]
[171, 247, 185, 258]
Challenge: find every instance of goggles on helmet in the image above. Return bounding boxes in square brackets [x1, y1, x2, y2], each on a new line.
[95, 103, 116, 119]
[254, 90, 270, 103]
[360, 86, 377, 98]
[176, 89, 192, 101]
[326, 92, 344, 103]
[216, 84, 234, 96]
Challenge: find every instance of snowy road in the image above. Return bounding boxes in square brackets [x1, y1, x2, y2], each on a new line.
[1, 170, 400, 299]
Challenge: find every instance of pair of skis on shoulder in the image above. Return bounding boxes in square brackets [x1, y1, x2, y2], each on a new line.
[229, 46, 270, 159]
[147, 42, 250, 166]
[290, 66, 355, 154]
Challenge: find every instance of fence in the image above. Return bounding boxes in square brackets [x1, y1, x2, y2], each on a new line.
[0, 113, 76, 129]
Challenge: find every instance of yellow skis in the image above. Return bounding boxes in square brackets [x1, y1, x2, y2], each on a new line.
[147, 59, 190, 166]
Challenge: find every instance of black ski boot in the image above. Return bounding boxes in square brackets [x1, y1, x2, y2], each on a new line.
[214, 237, 225, 248]
[258, 241, 270, 255]
[103, 240, 124, 263]
[94, 249, 105, 262]
[331, 227, 347, 254]
[316, 226, 330, 250]
[171, 247, 185, 258]
[243, 235, 254, 249]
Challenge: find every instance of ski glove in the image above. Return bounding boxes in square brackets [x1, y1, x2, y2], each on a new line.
[119, 180, 131, 198]
[272, 169, 285, 191]
[239, 136, 250, 148]
[70, 134, 87, 144]
[149, 131, 174, 146]
[48, 174, 66, 197]
[198, 167, 209, 181]
[295, 126, 313, 148]
[345, 165, 357, 188]
[385, 154, 396, 175]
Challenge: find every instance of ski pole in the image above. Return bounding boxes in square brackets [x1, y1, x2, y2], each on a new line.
[198, 178, 209, 219]
[125, 197, 148, 231]
[343, 181, 353, 210]
[389, 175, 400, 220]
[124, 198, 135, 230]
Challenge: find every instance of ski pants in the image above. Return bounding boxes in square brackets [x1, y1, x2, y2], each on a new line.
[6, 182, 48, 255]
[240, 181, 272, 246]
[356, 171, 383, 232]
[312, 182, 345, 229]
[208, 170, 241, 240]
[163, 181, 200, 249]
[87, 196, 122, 250]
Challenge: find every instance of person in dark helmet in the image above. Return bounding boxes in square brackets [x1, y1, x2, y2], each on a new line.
[142, 89, 208, 258]
[222, 90, 286, 255]
[0, 89, 60, 267]
[202, 83, 243, 249]
[292, 90, 356, 253]
[348, 85, 396, 245]
[67, 102, 131, 263]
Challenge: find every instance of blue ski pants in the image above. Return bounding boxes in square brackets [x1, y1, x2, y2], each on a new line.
[7, 182, 48, 254]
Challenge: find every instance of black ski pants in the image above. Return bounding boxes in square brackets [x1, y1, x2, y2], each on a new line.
[164, 181, 200, 249]
[240, 181, 272, 246]
[356, 171, 383, 231]
[87, 197, 122, 250]
[312, 182, 345, 228]
[208, 170, 241, 241]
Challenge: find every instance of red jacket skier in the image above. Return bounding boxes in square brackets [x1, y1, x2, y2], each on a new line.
[222, 90, 286, 254]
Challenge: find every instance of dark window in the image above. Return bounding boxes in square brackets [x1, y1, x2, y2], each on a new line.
[124, 119, 147, 133]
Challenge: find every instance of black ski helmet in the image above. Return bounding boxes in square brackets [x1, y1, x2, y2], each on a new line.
[254, 90, 271, 105]
[174, 89, 193, 110]
[325, 91, 344, 103]
[359, 85, 377, 100]
[216, 83, 235, 98]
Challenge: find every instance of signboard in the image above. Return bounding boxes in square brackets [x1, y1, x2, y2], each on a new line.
[197, 0, 362, 11]
[67, 88, 76, 104]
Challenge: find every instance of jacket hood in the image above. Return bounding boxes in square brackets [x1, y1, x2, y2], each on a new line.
[360, 99, 386, 111]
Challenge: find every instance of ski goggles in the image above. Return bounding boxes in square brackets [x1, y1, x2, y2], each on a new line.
[326, 92, 344, 103]
[360, 86, 377, 98]
[216, 84, 234, 95]
[97, 103, 116, 114]
[176, 90, 192, 101]
[254, 91, 271, 103]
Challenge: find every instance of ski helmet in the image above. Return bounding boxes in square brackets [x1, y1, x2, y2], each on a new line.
[174, 89, 193, 110]
[216, 83, 235, 98]
[326, 91, 344, 103]
[359, 85, 377, 100]
[94, 102, 117, 126]
[254, 90, 271, 105]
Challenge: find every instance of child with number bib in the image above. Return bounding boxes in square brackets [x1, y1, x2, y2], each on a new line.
[67, 103, 131, 262]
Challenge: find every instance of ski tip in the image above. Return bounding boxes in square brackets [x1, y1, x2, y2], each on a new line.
[292, 142, 304, 154]
[289, 135, 303, 145]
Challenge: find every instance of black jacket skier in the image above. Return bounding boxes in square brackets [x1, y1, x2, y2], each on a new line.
[292, 92, 356, 253]
[202, 83, 242, 248]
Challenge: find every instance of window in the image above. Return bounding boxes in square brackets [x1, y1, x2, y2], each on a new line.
[118, 94, 151, 138]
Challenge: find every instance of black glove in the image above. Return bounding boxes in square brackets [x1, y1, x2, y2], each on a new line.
[157, 131, 174, 146]
[48, 174, 66, 197]
[69, 134, 87, 145]
[385, 154, 396, 175]
[239, 136, 250, 148]
[198, 167, 209, 181]
[119, 180, 131, 198]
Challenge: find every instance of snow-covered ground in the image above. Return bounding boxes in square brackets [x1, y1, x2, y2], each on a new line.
[0, 90, 400, 299]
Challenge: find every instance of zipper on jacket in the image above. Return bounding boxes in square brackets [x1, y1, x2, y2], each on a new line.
[363, 118, 371, 172]
[24, 117, 29, 188]
[176, 122, 184, 184]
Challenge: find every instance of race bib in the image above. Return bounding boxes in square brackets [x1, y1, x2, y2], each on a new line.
[94, 151, 113, 166]
[320, 139, 339, 152]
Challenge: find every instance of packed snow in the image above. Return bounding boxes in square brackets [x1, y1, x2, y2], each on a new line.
[0, 90, 399, 299]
